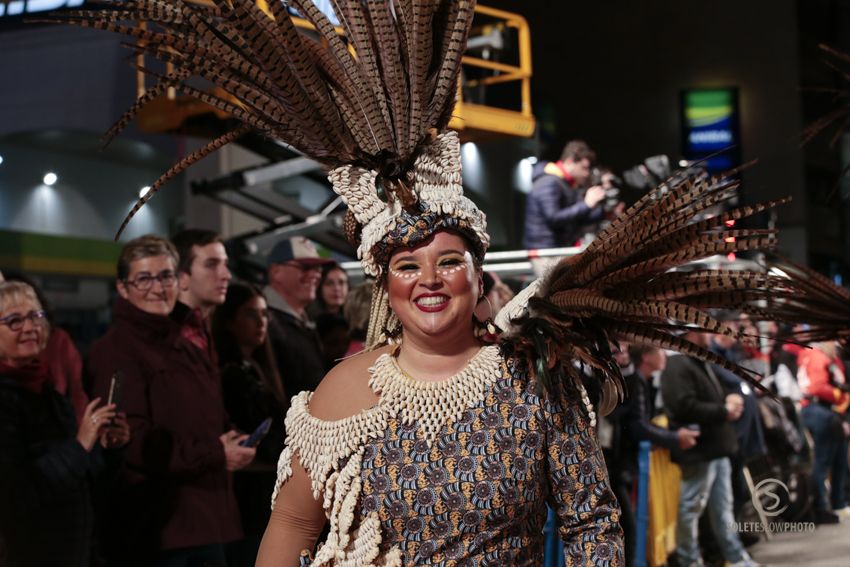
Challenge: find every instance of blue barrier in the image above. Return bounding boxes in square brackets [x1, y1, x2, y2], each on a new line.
[543, 505, 565, 566]
[634, 440, 652, 567]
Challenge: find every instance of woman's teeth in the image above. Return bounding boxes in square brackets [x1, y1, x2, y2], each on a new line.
[416, 296, 447, 306]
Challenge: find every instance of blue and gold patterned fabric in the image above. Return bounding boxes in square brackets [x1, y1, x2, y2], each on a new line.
[295, 349, 623, 566]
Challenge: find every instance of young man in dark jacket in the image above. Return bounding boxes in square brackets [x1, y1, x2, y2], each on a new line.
[522, 140, 608, 276]
[661, 331, 760, 567]
[171, 229, 232, 363]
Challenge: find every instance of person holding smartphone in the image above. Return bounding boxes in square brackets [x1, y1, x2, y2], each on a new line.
[87, 236, 255, 567]
[0, 281, 129, 567]
[213, 283, 288, 567]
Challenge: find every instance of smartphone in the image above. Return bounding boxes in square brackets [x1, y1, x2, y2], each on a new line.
[107, 371, 124, 408]
[240, 417, 273, 448]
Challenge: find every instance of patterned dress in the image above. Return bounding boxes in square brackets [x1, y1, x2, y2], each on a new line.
[273, 344, 623, 566]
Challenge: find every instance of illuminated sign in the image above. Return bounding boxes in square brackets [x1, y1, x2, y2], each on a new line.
[0, 1, 86, 17]
[681, 88, 740, 173]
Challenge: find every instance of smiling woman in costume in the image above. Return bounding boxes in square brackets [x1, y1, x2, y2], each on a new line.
[258, 182, 623, 563]
[56, 1, 802, 565]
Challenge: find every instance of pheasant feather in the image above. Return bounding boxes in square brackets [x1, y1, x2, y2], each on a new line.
[45, 0, 478, 238]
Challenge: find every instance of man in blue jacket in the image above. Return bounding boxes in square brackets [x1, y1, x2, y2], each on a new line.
[522, 140, 610, 275]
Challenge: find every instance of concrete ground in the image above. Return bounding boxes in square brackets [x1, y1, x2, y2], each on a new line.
[747, 519, 850, 566]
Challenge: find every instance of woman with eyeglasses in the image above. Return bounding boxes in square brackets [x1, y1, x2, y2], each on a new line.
[0, 281, 130, 567]
[86, 235, 252, 566]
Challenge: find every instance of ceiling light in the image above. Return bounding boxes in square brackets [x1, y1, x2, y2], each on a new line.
[43, 172, 58, 186]
[139, 186, 152, 199]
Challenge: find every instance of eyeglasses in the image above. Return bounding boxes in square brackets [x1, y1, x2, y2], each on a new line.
[0, 310, 48, 332]
[282, 261, 322, 273]
[124, 271, 177, 291]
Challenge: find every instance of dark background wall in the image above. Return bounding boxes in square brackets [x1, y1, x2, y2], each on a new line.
[487, 0, 810, 262]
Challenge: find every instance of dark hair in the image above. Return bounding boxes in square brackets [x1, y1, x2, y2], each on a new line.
[482, 271, 496, 297]
[316, 312, 349, 338]
[344, 281, 374, 341]
[628, 344, 658, 365]
[560, 139, 596, 164]
[117, 235, 178, 281]
[212, 283, 286, 405]
[315, 262, 348, 312]
[171, 229, 223, 275]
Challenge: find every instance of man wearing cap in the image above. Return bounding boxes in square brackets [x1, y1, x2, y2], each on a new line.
[265, 237, 331, 396]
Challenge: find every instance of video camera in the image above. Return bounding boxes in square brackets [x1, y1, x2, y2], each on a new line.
[589, 167, 623, 212]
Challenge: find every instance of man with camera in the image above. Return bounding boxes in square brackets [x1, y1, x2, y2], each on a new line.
[522, 140, 622, 276]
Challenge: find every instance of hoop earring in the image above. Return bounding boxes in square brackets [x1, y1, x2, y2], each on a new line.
[384, 310, 402, 343]
[474, 295, 498, 337]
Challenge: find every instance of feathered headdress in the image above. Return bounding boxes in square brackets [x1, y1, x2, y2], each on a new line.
[762, 259, 850, 346]
[50, 1, 807, 414]
[49, 0, 487, 346]
[48, 0, 485, 258]
[502, 173, 797, 413]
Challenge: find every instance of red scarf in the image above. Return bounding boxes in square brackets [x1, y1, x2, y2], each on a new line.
[0, 358, 49, 393]
[554, 160, 577, 187]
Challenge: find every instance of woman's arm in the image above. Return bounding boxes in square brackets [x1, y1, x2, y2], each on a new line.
[256, 348, 385, 565]
[543, 385, 625, 565]
[256, 457, 327, 566]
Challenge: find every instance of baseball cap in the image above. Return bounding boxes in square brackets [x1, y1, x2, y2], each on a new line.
[267, 236, 332, 268]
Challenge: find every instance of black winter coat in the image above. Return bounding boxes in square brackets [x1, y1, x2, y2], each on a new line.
[268, 307, 326, 395]
[660, 354, 739, 466]
[220, 359, 287, 536]
[619, 371, 680, 474]
[0, 376, 99, 567]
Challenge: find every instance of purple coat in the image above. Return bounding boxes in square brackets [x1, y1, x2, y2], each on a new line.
[87, 297, 241, 556]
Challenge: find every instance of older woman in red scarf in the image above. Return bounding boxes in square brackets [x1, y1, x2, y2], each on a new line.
[0, 281, 129, 567]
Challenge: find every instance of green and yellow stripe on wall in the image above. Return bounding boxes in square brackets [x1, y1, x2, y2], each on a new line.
[0, 230, 120, 278]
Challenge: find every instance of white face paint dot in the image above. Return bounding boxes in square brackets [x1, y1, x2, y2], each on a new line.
[390, 262, 470, 280]
[390, 268, 422, 280]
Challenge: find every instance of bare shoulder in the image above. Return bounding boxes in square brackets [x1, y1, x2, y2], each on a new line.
[308, 346, 391, 422]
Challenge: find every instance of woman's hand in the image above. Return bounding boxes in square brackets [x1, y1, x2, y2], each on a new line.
[219, 430, 256, 471]
[76, 397, 116, 452]
[100, 412, 131, 449]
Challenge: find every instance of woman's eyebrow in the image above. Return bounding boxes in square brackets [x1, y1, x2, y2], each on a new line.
[392, 249, 466, 263]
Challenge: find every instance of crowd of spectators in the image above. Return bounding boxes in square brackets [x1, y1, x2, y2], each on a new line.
[1, 225, 849, 567]
[0, 231, 387, 567]
[601, 315, 850, 567]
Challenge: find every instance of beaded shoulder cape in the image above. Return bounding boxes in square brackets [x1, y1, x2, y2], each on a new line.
[272, 345, 502, 566]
